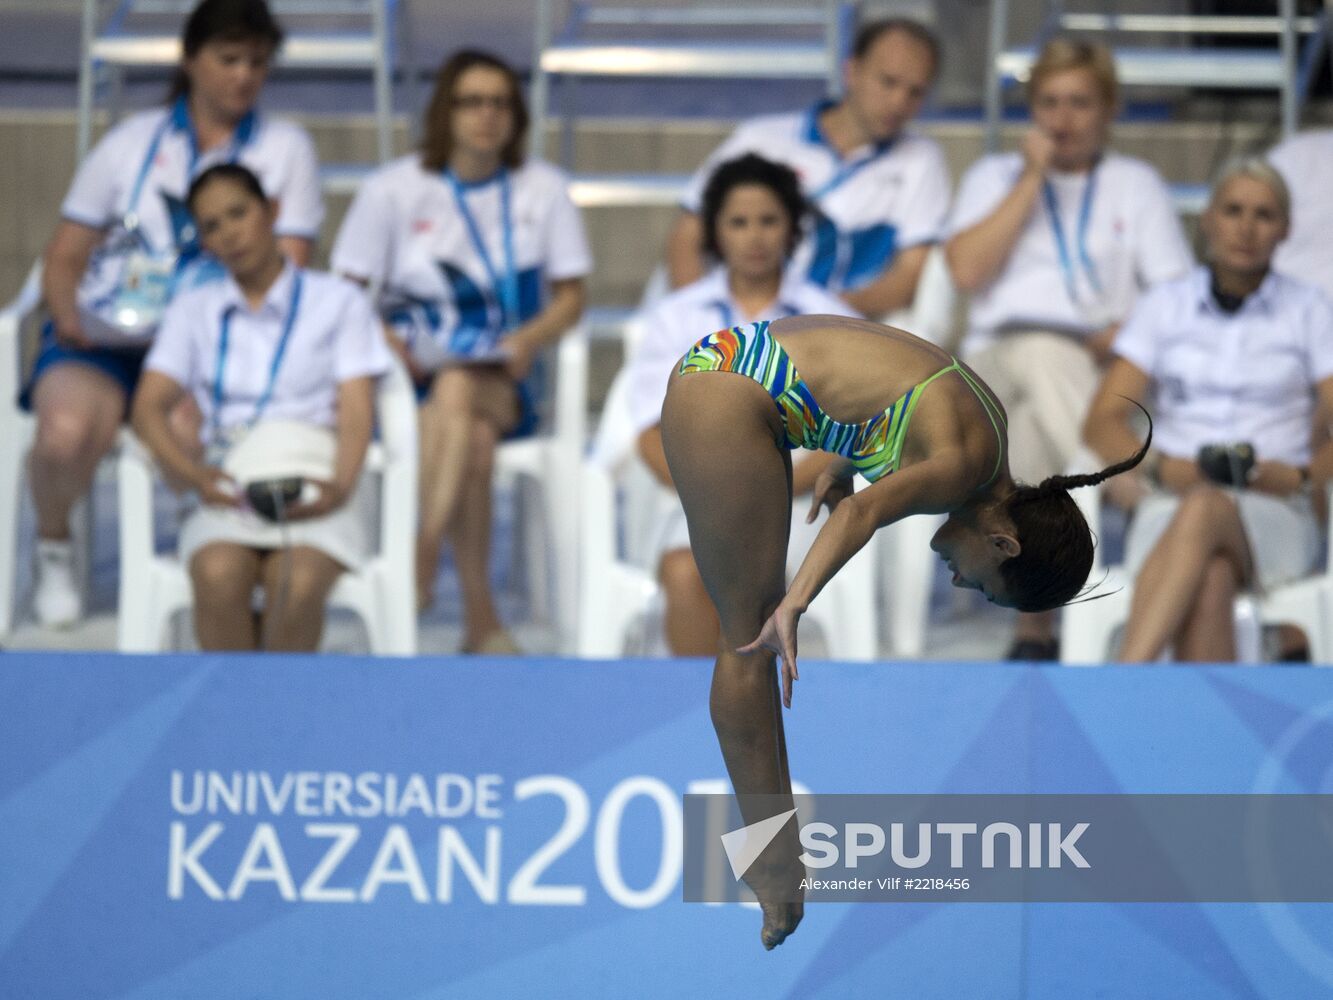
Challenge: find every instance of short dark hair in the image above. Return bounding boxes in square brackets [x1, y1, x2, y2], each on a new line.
[999, 413, 1152, 612]
[852, 17, 941, 74]
[168, 0, 285, 101]
[699, 154, 807, 261]
[187, 161, 267, 213]
[420, 49, 529, 172]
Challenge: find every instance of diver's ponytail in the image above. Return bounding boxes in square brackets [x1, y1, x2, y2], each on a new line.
[1019, 400, 1152, 503]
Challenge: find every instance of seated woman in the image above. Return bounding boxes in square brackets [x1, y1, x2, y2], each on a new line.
[25, 0, 323, 627]
[131, 164, 391, 652]
[1083, 158, 1333, 663]
[331, 49, 591, 654]
[944, 37, 1192, 660]
[622, 153, 858, 655]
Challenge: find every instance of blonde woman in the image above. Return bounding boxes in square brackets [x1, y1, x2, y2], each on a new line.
[944, 37, 1191, 660]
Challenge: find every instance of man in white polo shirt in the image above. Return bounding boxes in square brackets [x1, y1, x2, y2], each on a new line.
[1269, 129, 1333, 300]
[663, 17, 950, 319]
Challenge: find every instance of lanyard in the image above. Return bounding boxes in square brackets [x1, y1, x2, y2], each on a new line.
[124, 98, 256, 246]
[211, 270, 304, 444]
[1041, 164, 1103, 306]
[809, 145, 893, 202]
[445, 168, 519, 331]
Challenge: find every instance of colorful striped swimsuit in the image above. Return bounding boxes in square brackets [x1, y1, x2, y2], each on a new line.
[677, 320, 1007, 484]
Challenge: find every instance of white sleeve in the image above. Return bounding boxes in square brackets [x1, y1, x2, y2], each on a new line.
[892, 142, 952, 249]
[334, 282, 394, 382]
[59, 125, 134, 229]
[144, 291, 203, 391]
[626, 306, 687, 433]
[679, 123, 764, 213]
[542, 179, 593, 281]
[1304, 289, 1333, 384]
[330, 174, 396, 286]
[1110, 286, 1165, 376]
[270, 125, 324, 239]
[943, 158, 1010, 240]
[802, 286, 862, 319]
[1267, 135, 1299, 180]
[1130, 166, 1193, 288]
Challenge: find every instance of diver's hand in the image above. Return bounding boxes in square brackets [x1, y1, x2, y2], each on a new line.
[737, 599, 805, 708]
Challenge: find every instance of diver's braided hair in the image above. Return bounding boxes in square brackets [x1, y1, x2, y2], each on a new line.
[1001, 402, 1152, 612]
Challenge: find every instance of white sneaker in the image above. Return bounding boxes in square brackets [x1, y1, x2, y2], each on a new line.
[33, 539, 82, 628]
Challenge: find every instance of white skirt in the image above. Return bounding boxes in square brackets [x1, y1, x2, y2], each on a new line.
[178, 474, 374, 571]
[1124, 489, 1320, 591]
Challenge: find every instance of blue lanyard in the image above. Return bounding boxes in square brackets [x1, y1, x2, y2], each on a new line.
[445, 168, 519, 331]
[804, 101, 897, 202]
[125, 98, 256, 248]
[1041, 165, 1103, 305]
[809, 145, 893, 202]
[211, 270, 304, 443]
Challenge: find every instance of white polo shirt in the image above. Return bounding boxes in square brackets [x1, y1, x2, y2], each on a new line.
[1112, 266, 1333, 467]
[146, 264, 392, 440]
[947, 151, 1191, 353]
[1270, 130, 1333, 300]
[330, 154, 592, 366]
[680, 102, 951, 294]
[62, 99, 324, 330]
[626, 268, 858, 434]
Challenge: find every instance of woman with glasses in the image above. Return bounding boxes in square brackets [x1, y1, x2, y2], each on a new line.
[332, 49, 591, 654]
[24, 0, 323, 627]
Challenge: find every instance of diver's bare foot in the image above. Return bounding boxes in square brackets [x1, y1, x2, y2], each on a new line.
[747, 859, 805, 950]
[760, 899, 804, 950]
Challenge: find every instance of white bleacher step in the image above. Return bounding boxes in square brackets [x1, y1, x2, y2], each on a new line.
[131, 0, 381, 12]
[89, 32, 380, 69]
[1058, 13, 1321, 35]
[567, 172, 1208, 216]
[580, 7, 835, 28]
[320, 163, 373, 196]
[997, 46, 1288, 90]
[540, 42, 833, 79]
[569, 173, 688, 208]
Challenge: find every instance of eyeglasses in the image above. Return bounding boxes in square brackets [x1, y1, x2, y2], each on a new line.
[452, 94, 514, 112]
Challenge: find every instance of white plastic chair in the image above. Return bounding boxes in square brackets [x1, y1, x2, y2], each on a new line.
[901, 243, 961, 352]
[494, 324, 587, 650]
[116, 359, 419, 654]
[1059, 450, 1333, 665]
[0, 262, 103, 637]
[868, 243, 960, 658]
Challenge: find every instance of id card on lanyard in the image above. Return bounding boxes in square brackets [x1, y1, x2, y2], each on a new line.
[808, 140, 895, 291]
[207, 270, 304, 462]
[445, 168, 520, 340]
[101, 99, 256, 336]
[1041, 163, 1109, 322]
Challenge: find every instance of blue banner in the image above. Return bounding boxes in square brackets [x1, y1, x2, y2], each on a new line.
[3, 653, 1333, 999]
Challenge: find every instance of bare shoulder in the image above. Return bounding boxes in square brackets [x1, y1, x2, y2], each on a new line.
[902, 362, 1009, 493]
